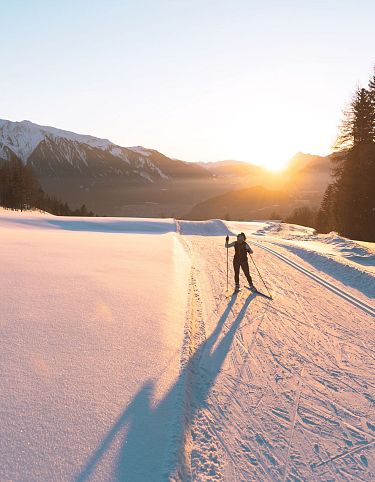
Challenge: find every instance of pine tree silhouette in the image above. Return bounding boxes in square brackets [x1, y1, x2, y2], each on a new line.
[318, 73, 375, 241]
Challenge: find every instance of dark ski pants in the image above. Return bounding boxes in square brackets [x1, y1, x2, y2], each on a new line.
[233, 258, 253, 286]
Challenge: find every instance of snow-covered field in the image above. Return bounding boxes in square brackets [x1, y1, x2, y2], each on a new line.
[1, 210, 374, 481]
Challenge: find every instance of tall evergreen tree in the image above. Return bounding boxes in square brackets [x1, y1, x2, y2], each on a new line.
[334, 144, 375, 240]
[320, 77, 375, 240]
[316, 183, 338, 233]
[335, 87, 374, 151]
[368, 67, 375, 140]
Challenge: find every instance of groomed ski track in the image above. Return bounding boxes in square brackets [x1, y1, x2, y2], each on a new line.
[175, 219, 374, 481]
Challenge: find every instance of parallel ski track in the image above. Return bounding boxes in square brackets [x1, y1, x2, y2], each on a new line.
[251, 239, 375, 318]
[282, 367, 304, 482]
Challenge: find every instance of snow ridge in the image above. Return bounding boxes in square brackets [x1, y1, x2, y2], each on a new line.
[0, 119, 113, 161]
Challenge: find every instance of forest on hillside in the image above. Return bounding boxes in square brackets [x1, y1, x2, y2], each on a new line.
[0, 156, 94, 216]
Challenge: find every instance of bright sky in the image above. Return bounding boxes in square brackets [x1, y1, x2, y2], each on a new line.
[1, 1, 375, 169]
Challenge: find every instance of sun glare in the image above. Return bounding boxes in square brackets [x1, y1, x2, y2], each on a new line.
[246, 147, 292, 172]
[223, 121, 296, 172]
[262, 160, 289, 172]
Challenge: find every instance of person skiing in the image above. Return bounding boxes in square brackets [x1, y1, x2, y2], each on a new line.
[225, 232, 255, 292]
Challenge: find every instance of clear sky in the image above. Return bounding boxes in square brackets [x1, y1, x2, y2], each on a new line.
[1, 1, 375, 169]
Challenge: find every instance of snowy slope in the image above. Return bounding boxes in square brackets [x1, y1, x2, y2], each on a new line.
[0, 210, 190, 481]
[1, 211, 374, 481]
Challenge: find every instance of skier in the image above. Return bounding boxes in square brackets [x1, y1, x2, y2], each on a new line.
[225, 232, 255, 293]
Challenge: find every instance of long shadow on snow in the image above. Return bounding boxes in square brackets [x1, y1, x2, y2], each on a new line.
[75, 292, 257, 481]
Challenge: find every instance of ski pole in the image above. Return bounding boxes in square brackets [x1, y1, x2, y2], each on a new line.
[249, 254, 272, 299]
[226, 239, 229, 292]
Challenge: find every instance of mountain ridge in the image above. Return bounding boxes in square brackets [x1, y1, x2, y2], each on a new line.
[0, 119, 210, 181]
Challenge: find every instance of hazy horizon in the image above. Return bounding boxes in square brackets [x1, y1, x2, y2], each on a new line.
[2, 1, 375, 169]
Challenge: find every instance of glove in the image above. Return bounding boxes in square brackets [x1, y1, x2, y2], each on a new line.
[225, 235, 229, 242]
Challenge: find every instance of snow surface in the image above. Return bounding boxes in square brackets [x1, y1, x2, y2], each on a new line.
[1, 211, 374, 481]
[0, 210, 188, 481]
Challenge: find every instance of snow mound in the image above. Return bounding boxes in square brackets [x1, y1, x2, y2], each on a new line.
[276, 223, 316, 238]
[178, 220, 231, 236]
[272, 226, 375, 270]
[226, 221, 315, 239]
[224, 220, 282, 237]
[319, 233, 375, 266]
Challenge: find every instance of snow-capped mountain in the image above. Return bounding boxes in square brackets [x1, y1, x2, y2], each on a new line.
[0, 119, 210, 181]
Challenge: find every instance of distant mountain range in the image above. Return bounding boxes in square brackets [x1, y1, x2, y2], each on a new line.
[200, 152, 332, 181]
[0, 119, 210, 181]
[186, 185, 292, 220]
[0, 119, 335, 217]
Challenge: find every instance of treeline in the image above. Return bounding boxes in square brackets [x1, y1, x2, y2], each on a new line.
[286, 69, 375, 241]
[284, 206, 317, 228]
[0, 157, 95, 216]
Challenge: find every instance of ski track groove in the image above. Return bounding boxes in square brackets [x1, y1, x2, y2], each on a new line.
[200, 297, 275, 479]
[282, 367, 304, 482]
[314, 439, 375, 469]
[251, 239, 375, 317]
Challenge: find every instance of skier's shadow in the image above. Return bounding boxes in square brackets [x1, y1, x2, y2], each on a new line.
[75, 292, 256, 482]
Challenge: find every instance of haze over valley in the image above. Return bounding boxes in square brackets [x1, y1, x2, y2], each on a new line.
[0, 119, 332, 219]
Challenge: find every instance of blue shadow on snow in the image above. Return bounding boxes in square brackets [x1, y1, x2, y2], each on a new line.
[75, 292, 259, 481]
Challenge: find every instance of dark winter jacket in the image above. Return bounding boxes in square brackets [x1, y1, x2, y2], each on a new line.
[234, 241, 252, 260]
[226, 240, 253, 260]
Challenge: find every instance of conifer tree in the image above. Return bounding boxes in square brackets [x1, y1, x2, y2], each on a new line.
[335, 87, 374, 151]
[368, 67, 375, 140]
[318, 71, 375, 240]
[316, 183, 337, 233]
